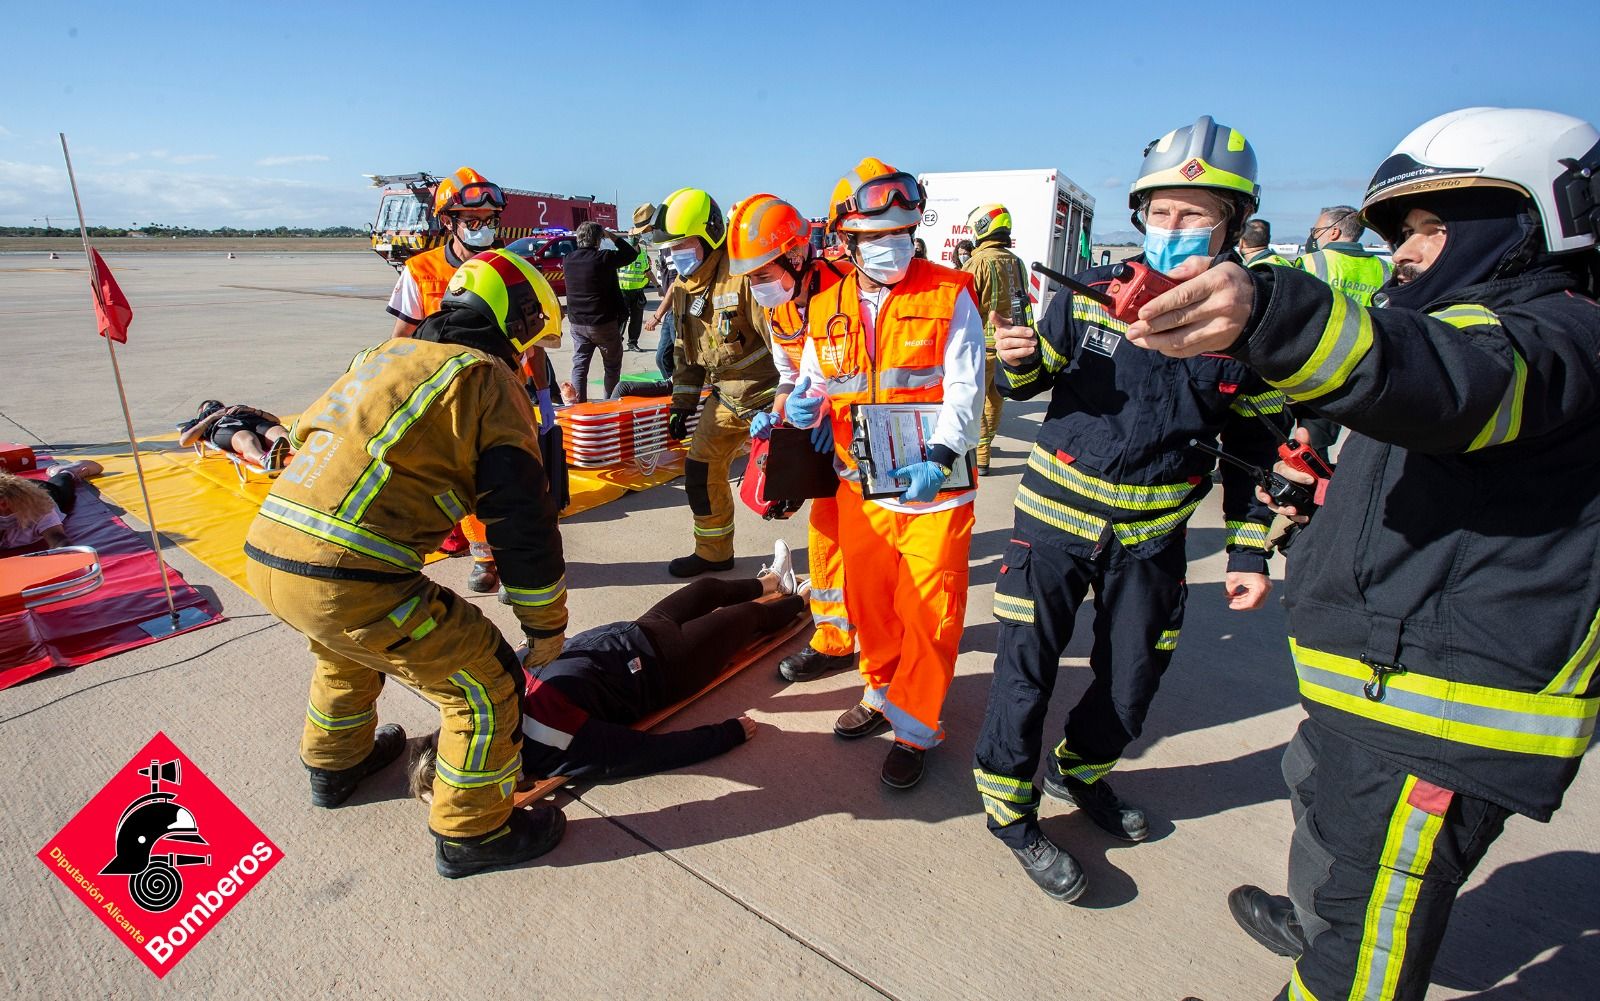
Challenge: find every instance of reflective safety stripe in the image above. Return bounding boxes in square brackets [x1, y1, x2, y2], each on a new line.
[811, 612, 855, 632]
[409, 617, 437, 642]
[809, 586, 845, 604]
[433, 489, 467, 523]
[433, 754, 519, 793]
[1544, 607, 1600, 697]
[306, 703, 375, 732]
[449, 670, 497, 773]
[1230, 390, 1289, 417]
[1071, 299, 1125, 332]
[717, 344, 772, 373]
[1003, 362, 1043, 388]
[1288, 966, 1322, 1001]
[337, 352, 481, 521]
[1292, 640, 1599, 758]
[878, 365, 943, 390]
[386, 596, 420, 628]
[994, 593, 1036, 625]
[1015, 485, 1105, 542]
[1113, 497, 1203, 547]
[1039, 332, 1069, 373]
[501, 575, 567, 608]
[1466, 349, 1527, 451]
[1225, 519, 1271, 550]
[1155, 628, 1180, 652]
[825, 373, 870, 396]
[346, 345, 380, 374]
[1429, 304, 1501, 330]
[1350, 775, 1445, 999]
[1300, 253, 1328, 280]
[973, 767, 1040, 826]
[1269, 291, 1373, 401]
[1028, 445, 1197, 512]
[1054, 741, 1117, 784]
[259, 496, 422, 571]
[694, 519, 735, 538]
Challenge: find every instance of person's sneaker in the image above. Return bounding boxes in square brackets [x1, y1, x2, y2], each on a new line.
[435, 805, 567, 879]
[881, 742, 925, 789]
[833, 703, 888, 739]
[777, 646, 856, 682]
[1010, 834, 1087, 901]
[668, 554, 735, 578]
[1042, 771, 1149, 842]
[467, 561, 500, 593]
[305, 724, 406, 808]
[45, 459, 104, 481]
[757, 539, 798, 594]
[1228, 885, 1306, 957]
[262, 437, 290, 471]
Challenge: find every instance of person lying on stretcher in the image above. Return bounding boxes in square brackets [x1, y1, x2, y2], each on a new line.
[410, 562, 805, 790]
[177, 400, 291, 470]
[0, 461, 102, 552]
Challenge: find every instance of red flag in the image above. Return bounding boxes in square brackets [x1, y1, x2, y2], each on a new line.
[89, 248, 132, 343]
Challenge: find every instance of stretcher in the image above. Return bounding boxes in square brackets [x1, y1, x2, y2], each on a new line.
[0, 546, 104, 616]
[513, 604, 810, 805]
[190, 440, 292, 485]
[556, 391, 709, 472]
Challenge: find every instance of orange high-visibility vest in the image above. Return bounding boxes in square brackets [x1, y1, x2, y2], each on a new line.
[404, 246, 459, 319]
[804, 257, 973, 480]
[770, 261, 851, 371]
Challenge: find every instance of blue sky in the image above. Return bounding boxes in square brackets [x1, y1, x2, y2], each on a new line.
[4, 1, 1596, 241]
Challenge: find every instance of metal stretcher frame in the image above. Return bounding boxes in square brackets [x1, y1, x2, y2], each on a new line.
[190, 440, 290, 485]
[0, 545, 104, 615]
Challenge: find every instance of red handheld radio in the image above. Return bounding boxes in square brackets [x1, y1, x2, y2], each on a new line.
[1029, 261, 1179, 325]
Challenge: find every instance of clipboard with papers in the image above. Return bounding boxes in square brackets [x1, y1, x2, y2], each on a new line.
[851, 402, 975, 501]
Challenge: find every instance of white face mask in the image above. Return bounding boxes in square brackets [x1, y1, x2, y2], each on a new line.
[670, 243, 704, 277]
[856, 233, 914, 284]
[459, 224, 497, 249]
[750, 275, 795, 308]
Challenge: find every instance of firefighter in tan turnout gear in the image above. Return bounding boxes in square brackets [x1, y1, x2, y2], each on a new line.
[246, 248, 572, 879]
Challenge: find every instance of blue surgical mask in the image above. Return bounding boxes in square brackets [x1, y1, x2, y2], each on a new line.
[857, 233, 914, 284]
[460, 225, 496, 249]
[671, 244, 703, 277]
[1142, 222, 1216, 274]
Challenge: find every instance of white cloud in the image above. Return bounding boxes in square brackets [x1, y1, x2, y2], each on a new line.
[256, 154, 330, 167]
[0, 125, 13, 139]
[0, 158, 371, 228]
[80, 148, 218, 167]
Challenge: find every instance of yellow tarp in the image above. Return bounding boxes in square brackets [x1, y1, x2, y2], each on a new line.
[80, 433, 686, 593]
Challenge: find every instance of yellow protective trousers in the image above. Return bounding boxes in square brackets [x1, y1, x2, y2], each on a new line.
[246, 561, 523, 839]
[978, 348, 1002, 467]
[834, 483, 974, 750]
[806, 494, 854, 657]
[685, 395, 751, 562]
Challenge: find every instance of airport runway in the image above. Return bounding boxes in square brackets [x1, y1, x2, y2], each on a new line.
[1, 252, 1594, 999]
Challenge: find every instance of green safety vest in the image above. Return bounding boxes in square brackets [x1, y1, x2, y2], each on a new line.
[618, 248, 651, 291]
[1245, 249, 1296, 269]
[1296, 244, 1392, 306]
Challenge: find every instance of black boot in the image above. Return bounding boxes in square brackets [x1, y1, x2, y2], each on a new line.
[466, 561, 500, 593]
[880, 742, 925, 789]
[668, 553, 735, 578]
[306, 724, 407, 808]
[1010, 834, 1087, 902]
[434, 805, 567, 879]
[777, 646, 857, 682]
[1228, 885, 1306, 957]
[1042, 771, 1149, 842]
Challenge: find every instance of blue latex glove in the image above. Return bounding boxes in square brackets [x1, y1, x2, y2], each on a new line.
[893, 461, 949, 503]
[784, 375, 825, 428]
[809, 416, 834, 454]
[748, 409, 779, 440]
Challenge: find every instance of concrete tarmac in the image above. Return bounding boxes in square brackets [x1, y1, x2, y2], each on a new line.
[1, 252, 1595, 999]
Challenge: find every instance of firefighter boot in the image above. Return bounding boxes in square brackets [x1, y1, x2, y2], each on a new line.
[1043, 771, 1149, 842]
[467, 561, 500, 593]
[435, 804, 568, 879]
[1227, 884, 1306, 958]
[777, 647, 857, 683]
[1011, 833, 1087, 902]
[306, 724, 407, 808]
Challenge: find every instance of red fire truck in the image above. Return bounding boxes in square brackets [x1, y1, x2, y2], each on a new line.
[366, 172, 618, 268]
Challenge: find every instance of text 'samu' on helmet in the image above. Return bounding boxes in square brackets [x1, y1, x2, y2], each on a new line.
[728, 194, 811, 276]
[1129, 115, 1260, 227]
[1361, 107, 1600, 254]
[828, 157, 926, 234]
[647, 188, 727, 250]
[967, 204, 1012, 242]
[443, 249, 561, 352]
[433, 166, 506, 216]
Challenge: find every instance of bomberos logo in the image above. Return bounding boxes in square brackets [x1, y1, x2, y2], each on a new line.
[38, 732, 282, 978]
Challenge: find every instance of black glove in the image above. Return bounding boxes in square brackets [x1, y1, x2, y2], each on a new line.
[668, 408, 691, 440]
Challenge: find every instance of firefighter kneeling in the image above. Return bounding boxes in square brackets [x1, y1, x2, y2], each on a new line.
[246, 248, 571, 879]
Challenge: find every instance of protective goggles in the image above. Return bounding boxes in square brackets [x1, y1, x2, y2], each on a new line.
[452, 181, 506, 211]
[833, 172, 925, 220]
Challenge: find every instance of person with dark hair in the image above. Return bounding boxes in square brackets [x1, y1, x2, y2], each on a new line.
[912, 237, 929, 260]
[410, 563, 804, 790]
[1122, 107, 1600, 1001]
[564, 220, 639, 402]
[952, 239, 975, 269]
[1238, 219, 1293, 268]
[177, 400, 291, 469]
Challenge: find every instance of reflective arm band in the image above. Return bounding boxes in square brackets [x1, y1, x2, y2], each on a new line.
[1465, 349, 1528, 451]
[1267, 290, 1374, 402]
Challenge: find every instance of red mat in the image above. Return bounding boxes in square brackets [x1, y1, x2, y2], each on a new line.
[0, 467, 222, 690]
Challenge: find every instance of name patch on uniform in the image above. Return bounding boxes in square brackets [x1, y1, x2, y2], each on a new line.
[712, 292, 740, 310]
[628, 657, 643, 674]
[1083, 325, 1122, 357]
[902, 338, 934, 347]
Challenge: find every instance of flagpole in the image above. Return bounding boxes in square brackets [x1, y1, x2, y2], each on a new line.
[59, 132, 182, 631]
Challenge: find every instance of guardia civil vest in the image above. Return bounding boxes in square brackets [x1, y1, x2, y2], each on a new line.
[1297, 244, 1393, 306]
[618, 248, 651, 291]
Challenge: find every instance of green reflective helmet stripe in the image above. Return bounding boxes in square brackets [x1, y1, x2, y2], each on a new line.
[1129, 114, 1261, 211]
[1134, 158, 1258, 199]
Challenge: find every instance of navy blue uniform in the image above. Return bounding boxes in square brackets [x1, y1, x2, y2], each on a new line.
[973, 257, 1286, 847]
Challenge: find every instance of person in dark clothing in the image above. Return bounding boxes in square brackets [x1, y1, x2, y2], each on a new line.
[409, 574, 805, 787]
[177, 400, 291, 469]
[564, 221, 639, 402]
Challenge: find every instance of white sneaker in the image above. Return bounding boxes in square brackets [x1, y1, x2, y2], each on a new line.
[45, 459, 103, 481]
[758, 539, 798, 595]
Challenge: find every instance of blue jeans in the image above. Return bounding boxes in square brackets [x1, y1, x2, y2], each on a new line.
[655, 311, 677, 380]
